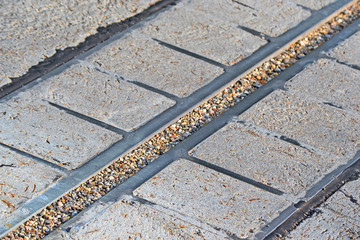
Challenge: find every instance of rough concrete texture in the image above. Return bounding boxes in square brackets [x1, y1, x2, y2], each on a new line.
[43, 64, 175, 131]
[87, 32, 223, 97]
[134, 159, 290, 239]
[327, 30, 360, 66]
[48, 195, 226, 240]
[0, 88, 121, 170]
[286, 178, 360, 239]
[289, 0, 337, 10]
[0, 0, 160, 85]
[0, 78, 11, 88]
[190, 121, 339, 197]
[140, 0, 267, 65]
[240, 90, 360, 160]
[187, 0, 310, 37]
[0, 145, 62, 223]
[285, 58, 360, 115]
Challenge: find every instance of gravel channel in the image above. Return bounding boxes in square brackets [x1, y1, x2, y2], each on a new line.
[2, 2, 360, 239]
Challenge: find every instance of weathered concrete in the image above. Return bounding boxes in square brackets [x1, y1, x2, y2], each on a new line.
[48, 195, 226, 240]
[327, 30, 360, 66]
[86, 31, 224, 97]
[43, 63, 175, 131]
[285, 58, 360, 115]
[190, 121, 339, 197]
[0, 145, 62, 223]
[286, 178, 360, 239]
[289, 0, 337, 10]
[140, 0, 268, 65]
[240, 90, 360, 160]
[0, 87, 121, 170]
[0, 0, 160, 85]
[134, 159, 290, 239]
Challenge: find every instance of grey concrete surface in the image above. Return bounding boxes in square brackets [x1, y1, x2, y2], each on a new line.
[43, 63, 175, 131]
[134, 159, 290, 239]
[86, 31, 223, 98]
[327, 30, 360, 65]
[48, 195, 227, 240]
[240, 90, 360, 160]
[285, 58, 360, 115]
[286, 178, 360, 239]
[140, 0, 268, 65]
[0, 0, 160, 87]
[190, 121, 340, 197]
[0, 86, 121, 170]
[0, 145, 62, 223]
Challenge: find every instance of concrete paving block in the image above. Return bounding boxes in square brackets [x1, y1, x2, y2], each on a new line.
[289, 0, 337, 10]
[0, 88, 120, 170]
[285, 59, 360, 114]
[49, 195, 225, 240]
[140, 1, 267, 65]
[190, 122, 338, 196]
[240, 90, 360, 160]
[134, 159, 290, 239]
[0, 0, 160, 80]
[0, 76, 11, 88]
[87, 32, 223, 97]
[0, 145, 62, 223]
[327, 31, 360, 66]
[286, 178, 360, 239]
[187, 0, 310, 37]
[43, 64, 175, 131]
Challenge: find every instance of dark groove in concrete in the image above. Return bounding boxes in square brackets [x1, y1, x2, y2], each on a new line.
[47, 101, 128, 136]
[0, 142, 70, 176]
[238, 25, 272, 42]
[127, 80, 181, 102]
[152, 38, 229, 70]
[186, 155, 284, 195]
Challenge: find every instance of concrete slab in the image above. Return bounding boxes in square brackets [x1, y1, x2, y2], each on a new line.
[286, 178, 360, 239]
[87, 32, 223, 97]
[0, 145, 62, 223]
[189, 0, 310, 37]
[190, 122, 338, 197]
[134, 159, 290, 239]
[240, 90, 360, 160]
[43, 64, 175, 131]
[0, 76, 11, 88]
[48, 195, 225, 240]
[327, 31, 360, 66]
[285, 59, 360, 114]
[0, 0, 160, 80]
[140, 0, 267, 65]
[0, 87, 121, 170]
[289, 0, 337, 10]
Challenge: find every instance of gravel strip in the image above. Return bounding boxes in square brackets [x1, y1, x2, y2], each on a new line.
[2, 2, 360, 239]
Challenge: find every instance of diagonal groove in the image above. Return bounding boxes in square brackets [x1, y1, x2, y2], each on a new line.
[186, 155, 285, 195]
[238, 25, 272, 42]
[0, 142, 70, 175]
[46, 100, 127, 136]
[152, 38, 229, 69]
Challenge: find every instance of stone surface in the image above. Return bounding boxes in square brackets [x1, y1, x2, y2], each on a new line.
[327, 31, 360, 66]
[189, 0, 310, 37]
[0, 0, 160, 81]
[48, 195, 225, 240]
[190, 121, 338, 196]
[285, 58, 360, 115]
[286, 178, 360, 239]
[240, 90, 360, 160]
[140, 0, 267, 65]
[87, 32, 223, 97]
[134, 159, 290, 239]
[0, 86, 121, 170]
[43, 64, 175, 131]
[289, 0, 337, 10]
[0, 77, 11, 88]
[0, 145, 62, 223]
